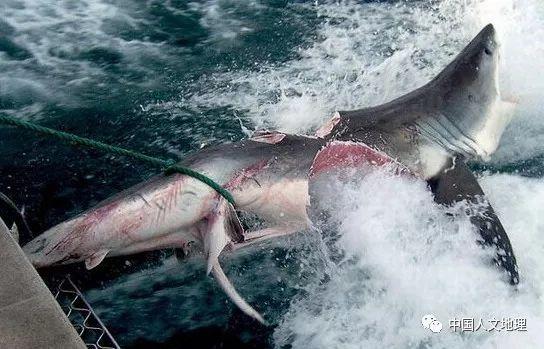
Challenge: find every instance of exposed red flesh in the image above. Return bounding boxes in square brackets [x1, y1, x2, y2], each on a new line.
[310, 141, 404, 177]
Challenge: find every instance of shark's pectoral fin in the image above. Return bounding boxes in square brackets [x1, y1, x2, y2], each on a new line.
[429, 159, 519, 284]
[211, 262, 266, 325]
[204, 200, 244, 275]
[201, 199, 265, 323]
[85, 250, 109, 270]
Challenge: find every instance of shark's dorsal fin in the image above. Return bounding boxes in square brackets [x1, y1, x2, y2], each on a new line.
[326, 24, 515, 162]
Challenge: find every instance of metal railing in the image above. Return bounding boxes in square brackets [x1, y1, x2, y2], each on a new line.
[53, 277, 121, 349]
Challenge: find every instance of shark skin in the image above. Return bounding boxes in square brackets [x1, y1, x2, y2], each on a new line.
[316, 24, 519, 284]
[23, 134, 325, 323]
[22, 24, 520, 324]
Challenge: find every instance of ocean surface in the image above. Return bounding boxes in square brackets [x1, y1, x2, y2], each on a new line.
[1, 0, 544, 348]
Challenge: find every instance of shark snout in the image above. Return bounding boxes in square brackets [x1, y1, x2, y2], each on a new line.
[480, 23, 498, 56]
[481, 23, 495, 39]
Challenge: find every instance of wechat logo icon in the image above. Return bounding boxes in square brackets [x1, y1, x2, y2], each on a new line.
[422, 314, 443, 333]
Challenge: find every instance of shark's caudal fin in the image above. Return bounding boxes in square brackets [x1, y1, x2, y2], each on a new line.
[322, 24, 516, 162]
[203, 199, 266, 324]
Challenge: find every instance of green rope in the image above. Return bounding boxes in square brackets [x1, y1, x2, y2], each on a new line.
[0, 114, 235, 206]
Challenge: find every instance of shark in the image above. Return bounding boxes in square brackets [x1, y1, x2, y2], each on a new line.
[313, 23, 518, 284]
[21, 24, 518, 324]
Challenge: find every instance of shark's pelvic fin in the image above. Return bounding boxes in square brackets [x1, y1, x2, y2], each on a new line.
[85, 250, 109, 270]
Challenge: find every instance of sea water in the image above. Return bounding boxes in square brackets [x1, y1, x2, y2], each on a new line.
[1, 1, 544, 348]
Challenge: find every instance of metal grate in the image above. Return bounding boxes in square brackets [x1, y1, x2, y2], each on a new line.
[53, 277, 121, 349]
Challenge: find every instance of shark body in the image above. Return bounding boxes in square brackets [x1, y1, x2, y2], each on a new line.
[22, 24, 518, 323]
[315, 23, 518, 283]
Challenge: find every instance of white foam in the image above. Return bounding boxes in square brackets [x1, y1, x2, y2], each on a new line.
[480, 174, 544, 296]
[274, 171, 544, 348]
[187, 0, 544, 164]
[0, 0, 168, 108]
[190, 0, 259, 45]
[234, 2, 544, 346]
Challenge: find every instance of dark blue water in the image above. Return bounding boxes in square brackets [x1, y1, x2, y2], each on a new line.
[2, 0, 544, 348]
[0, 1, 323, 347]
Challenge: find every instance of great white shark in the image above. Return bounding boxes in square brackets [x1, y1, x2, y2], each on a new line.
[21, 24, 517, 324]
[314, 23, 518, 284]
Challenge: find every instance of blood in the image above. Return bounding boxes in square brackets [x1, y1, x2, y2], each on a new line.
[250, 131, 286, 144]
[310, 141, 403, 177]
[224, 159, 270, 190]
[315, 112, 341, 138]
[45, 201, 120, 256]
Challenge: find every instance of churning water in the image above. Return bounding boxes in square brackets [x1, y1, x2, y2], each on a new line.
[1, 0, 544, 348]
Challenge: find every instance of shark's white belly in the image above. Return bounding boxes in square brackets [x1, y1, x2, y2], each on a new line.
[234, 178, 310, 228]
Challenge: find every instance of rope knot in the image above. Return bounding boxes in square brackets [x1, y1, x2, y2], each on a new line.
[163, 160, 179, 175]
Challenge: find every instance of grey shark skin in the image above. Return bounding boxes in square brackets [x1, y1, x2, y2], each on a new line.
[315, 24, 519, 284]
[428, 159, 519, 285]
[319, 24, 515, 178]
[23, 134, 326, 323]
[22, 24, 518, 324]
